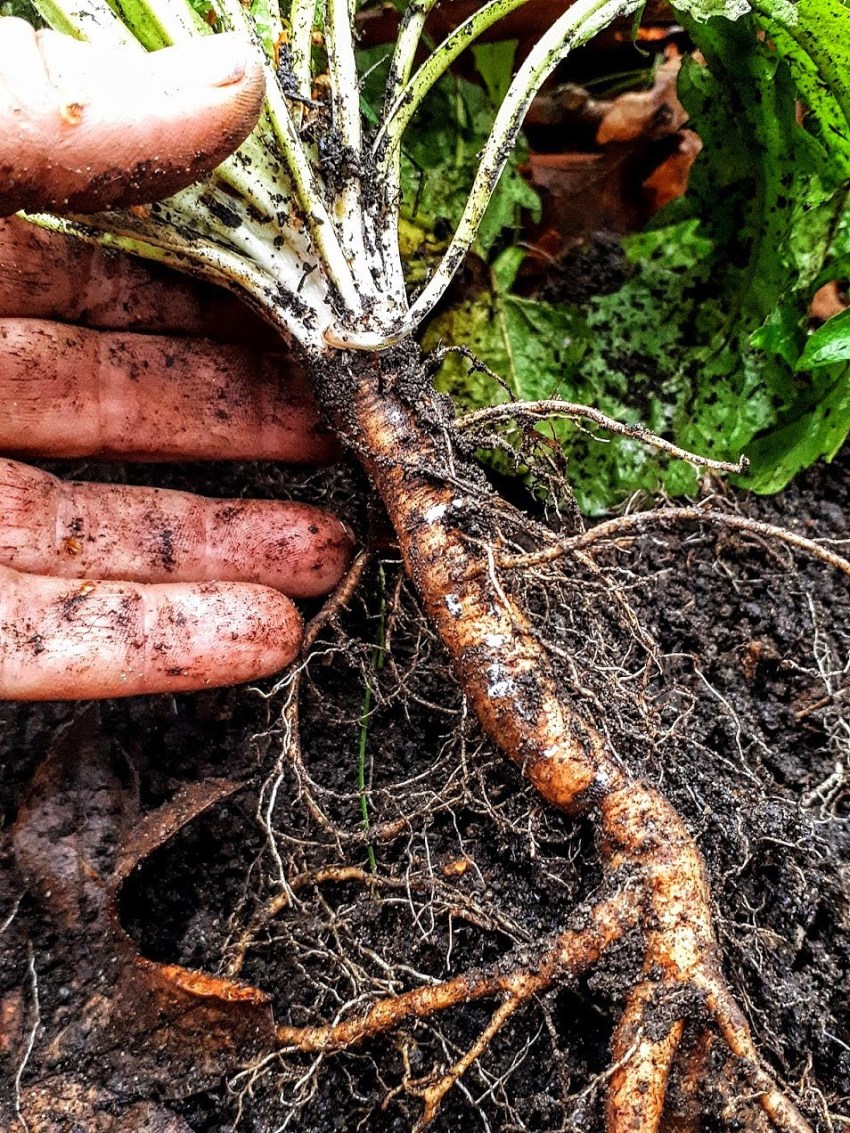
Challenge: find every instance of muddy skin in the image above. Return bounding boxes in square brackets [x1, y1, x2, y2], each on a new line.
[0, 22, 266, 218]
[0, 151, 261, 217]
[0, 321, 338, 462]
[0, 458, 352, 597]
[0, 217, 285, 340]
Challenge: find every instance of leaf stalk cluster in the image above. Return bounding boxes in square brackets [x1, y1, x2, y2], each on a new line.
[29, 0, 643, 354]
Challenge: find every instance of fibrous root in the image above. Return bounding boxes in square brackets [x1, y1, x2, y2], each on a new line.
[275, 341, 814, 1132]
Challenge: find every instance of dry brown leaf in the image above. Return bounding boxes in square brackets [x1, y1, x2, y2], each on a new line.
[114, 778, 243, 885]
[524, 51, 695, 247]
[642, 129, 702, 212]
[596, 55, 687, 145]
[811, 280, 847, 323]
[9, 709, 275, 1122]
[527, 150, 646, 237]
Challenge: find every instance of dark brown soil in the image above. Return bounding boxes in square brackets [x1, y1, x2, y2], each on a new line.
[1, 444, 848, 1132]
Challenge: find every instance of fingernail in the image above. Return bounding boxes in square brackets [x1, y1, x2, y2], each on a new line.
[189, 34, 250, 88]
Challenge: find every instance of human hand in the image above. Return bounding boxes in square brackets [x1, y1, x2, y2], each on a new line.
[0, 20, 352, 700]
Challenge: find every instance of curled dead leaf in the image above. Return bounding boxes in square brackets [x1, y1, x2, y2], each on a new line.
[10, 709, 275, 1120]
[811, 280, 847, 323]
[596, 55, 687, 145]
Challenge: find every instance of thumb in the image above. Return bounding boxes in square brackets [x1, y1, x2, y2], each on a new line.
[0, 18, 265, 215]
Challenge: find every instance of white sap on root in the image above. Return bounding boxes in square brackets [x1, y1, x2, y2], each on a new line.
[486, 661, 516, 699]
[423, 503, 448, 525]
[444, 594, 462, 617]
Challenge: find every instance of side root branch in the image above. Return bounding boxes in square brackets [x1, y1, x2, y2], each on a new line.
[301, 342, 814, 1132]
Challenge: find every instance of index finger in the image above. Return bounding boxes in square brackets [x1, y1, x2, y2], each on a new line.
[0, 19, 265, 215]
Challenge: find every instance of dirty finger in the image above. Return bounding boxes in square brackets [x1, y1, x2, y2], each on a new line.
[0, 563, 301, 700]
[0, 459, 353, 599]
[0, 217, 278, 343]
[0, 319, 338, 463]
[0, 20, 264, 215]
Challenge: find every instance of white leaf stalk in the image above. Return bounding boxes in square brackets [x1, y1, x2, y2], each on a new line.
[29, 0, 640, 356]
[287, 0, 315, 106]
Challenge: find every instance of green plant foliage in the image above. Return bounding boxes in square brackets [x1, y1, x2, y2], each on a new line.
[471, 38, 517, 106]
[1, 0, 42, 22]
[426, 226, 720, 513]
[799, 309, 850, 368]
[427, 0, 850, 511]
[423, 247, 587, 419]
[400, 72, 540, 256]
[359, 43, 540, 264]
[248, 0, 275, 57]
[683, 1, 850, 493]
[673, 0, 751, 18]
[646, 16, 828, 492]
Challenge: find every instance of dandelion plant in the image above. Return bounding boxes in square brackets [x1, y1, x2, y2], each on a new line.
[22, 0, 834, 1127]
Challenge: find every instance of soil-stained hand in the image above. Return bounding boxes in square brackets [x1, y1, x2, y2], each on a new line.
[0, 21, 353, 700]
[0, 19, 266, 214]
